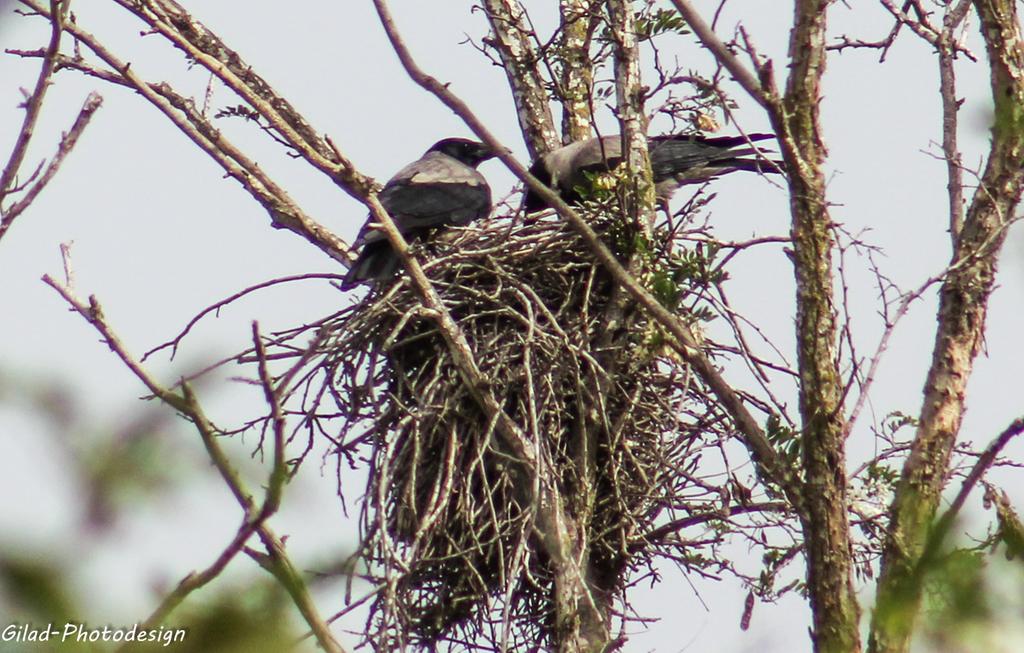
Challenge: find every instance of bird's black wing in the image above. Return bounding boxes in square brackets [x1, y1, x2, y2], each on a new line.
[524, 133, 781, 213]
[342, 152, 492, 288]
[648, 133, 776, 179]
[522, 158, 555, 213]
[381, 181, 490, 233]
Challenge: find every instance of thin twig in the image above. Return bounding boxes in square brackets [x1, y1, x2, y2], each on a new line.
[370, 0, 802, 511]
[41, 275, 347, 653]
[107, 0, 370, 195]
[640, 502, 789, 547]
[0, 0, 71, 240]
[669, 0, 774, 108]
[142, 273, 345, 362]
[16, 0, 356, 265]
[930, 416, 1024, 545]
[1, 92, 103, 235]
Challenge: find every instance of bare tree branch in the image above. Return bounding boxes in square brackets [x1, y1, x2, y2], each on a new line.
[938, 2, 972, 240]
[870, 1, 1024, 651]
[1, 91, 102, 238]
[370, 0, 802, 516]
[640, 502, 790, 547]
[41, 276, 347, 653]
[0, 0, 79, 242]
[17, 0, 355, 265]
[140, 273, 345, 362]
[931, 415, 1024, 547]
[781, 1, 863, 649]
[0, 0, 66, 197]
[107, 0, 372, 197]
[556, 0, 601, 142]
[669, 0, 776, 108]
[481, 0, 561, 157]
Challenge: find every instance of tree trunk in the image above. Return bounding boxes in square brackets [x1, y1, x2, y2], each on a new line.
[868, 3, 1024, 651]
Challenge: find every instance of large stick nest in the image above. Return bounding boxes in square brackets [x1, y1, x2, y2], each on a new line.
[284, 208, 741, 650]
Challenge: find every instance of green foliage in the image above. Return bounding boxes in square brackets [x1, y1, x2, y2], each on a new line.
[872, 511, 1024, 652]
[989, 492, 1024, 562]
[78, 423, 181, 528]
[865, 461, 899, 488]
[766, 413, 800, 468]
[881, 411, 919, 438]
[992, 89, 1024, 141]
[0, 556, 301, 653]
[628, 232, 728, 358]
[923, 549, 989, 625]
[673, 241, 725, 287]
[647, 266, 682, 311]
[139, 583, 296, 653]
[604, 207, 638, 260]
[0, 375, 296, 651]
[637, 235, 722, 310]
[755, 544, 804, 602]
[917, 548, 1024, 651]
[635, 8, 690, 41]
[571, 167, 640, 211]
[595, 7, 689, 46]
[0, 556, 77, 625]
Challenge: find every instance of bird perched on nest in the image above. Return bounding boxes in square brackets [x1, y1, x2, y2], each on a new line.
[522, 132, 783, 213]
[342, 138, 497, 288]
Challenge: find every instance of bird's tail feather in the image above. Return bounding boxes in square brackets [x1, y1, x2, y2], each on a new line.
[651, 132, 775, 149]
[341, 240, 400, 289]
[707, 157, 786, 174]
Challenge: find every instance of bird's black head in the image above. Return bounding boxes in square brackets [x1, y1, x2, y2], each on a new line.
[428, 138, 496, 167]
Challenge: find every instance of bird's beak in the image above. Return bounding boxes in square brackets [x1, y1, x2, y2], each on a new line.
[474, 143, 499, 164]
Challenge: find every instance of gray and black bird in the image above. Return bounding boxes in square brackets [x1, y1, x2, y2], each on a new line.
[342, 138, 496, 288]
[522, 133, 783, 213]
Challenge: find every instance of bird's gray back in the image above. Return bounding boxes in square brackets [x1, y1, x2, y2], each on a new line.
[390, 150, 488, 187]
[358, 151, 491, 245]
[540, 136, 622, 194]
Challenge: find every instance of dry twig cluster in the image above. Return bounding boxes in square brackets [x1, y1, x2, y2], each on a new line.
[259, 209, 781, 649]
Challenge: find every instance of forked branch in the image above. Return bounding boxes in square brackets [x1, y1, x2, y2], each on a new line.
[371, 0, 802, 514]
[41, 275, 346, 653]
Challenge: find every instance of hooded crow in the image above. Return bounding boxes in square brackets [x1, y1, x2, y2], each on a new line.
[342, 138, 496, 288]
[522, 133, 782, 213]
